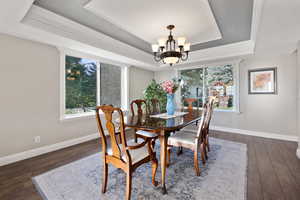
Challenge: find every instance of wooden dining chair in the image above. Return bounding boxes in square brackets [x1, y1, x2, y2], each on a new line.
[202, 97, 215, 155]
[130, 99, 158, 142]
[166, 105, 208, 176]
[149, 98, 161, 114]
[95, 105, 158, 200]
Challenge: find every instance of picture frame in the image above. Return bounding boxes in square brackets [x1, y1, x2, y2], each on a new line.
[248, 67, 277, 94]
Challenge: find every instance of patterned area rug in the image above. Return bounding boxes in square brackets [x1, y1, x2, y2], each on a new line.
[33, 138, 247, 200]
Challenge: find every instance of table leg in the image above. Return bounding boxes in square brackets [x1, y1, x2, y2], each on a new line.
[159, 130, 168, 194]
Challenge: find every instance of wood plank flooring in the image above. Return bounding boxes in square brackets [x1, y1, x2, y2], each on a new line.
[0, 131, 299, 200]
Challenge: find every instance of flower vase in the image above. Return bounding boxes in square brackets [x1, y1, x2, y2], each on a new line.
[166, 93, 175, 115]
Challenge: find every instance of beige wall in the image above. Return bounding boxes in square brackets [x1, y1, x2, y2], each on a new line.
[155, 53, 298, 137]
[297, 43, 300, 157]
[129, 66, 154, 102]
[0, 34, 154, 157]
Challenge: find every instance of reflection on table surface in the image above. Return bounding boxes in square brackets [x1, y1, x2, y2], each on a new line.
[123, 109, 202, 131]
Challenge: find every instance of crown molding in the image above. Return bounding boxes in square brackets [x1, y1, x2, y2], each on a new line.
[22, 5, 157, 70]
[0, 0, 264, 72]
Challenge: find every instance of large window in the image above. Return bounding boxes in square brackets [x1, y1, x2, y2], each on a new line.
[180, 64, 238, 111]
[63, 54, 123, 118]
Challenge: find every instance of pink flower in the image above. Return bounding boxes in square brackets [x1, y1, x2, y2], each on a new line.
[161, 80, 178, 94]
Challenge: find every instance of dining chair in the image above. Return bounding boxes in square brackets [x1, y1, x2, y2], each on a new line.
[95, 105, 158, 200]
[130, 99, 158, 142]
[166, 104, 208, 176]
[149, 98, 161, 114]
[202, 97, 215, 155]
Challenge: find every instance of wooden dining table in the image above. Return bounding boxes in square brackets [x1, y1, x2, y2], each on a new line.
[123, 109, 202, 194]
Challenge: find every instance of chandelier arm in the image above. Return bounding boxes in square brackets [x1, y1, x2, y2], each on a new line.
[181, 52, 189, 61]
[154, 53, 162, 62]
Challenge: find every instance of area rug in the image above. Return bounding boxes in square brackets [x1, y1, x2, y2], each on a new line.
[33, 138, 247, 200]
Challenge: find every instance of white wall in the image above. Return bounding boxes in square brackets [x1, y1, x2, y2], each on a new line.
[155, 53, 298, 137]
[0, 33, 154, 157]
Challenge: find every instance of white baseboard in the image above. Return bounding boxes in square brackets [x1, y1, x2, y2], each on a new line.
[297, 147, 300, 159]
[184, 126, 298, 142]
[1, 126, 299, 167]
[0, 133, 99, 167]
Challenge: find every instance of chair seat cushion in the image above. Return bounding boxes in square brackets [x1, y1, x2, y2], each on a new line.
[107, 139, 149, 164]
[168, 131, 197, 146]
[136, 130, 158, 138]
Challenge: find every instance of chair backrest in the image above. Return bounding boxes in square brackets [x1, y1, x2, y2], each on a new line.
[95, 105, 130, 161]
[149, 99, 160, 114]
[130, 99, 148, 116]
[203, 97, 215, 135]
[195, 105, 208, 140]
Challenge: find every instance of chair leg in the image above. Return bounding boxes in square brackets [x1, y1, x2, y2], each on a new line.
[166, 147, 171, 167]
[206, 136, 210, 152]
[126, 169, 132, 200]
[151, 139, 156, 150]
[193, 149, 201, 176]
[200, 143, 206, 165]
[177, 146, 183, 156]
[102, 163, 108, 193]
[151, 157, 158, 186]
[204, 143, 208, 160]
[134, 133, 137, 143]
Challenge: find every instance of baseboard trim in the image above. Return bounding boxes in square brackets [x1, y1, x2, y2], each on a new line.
[184, 126, 298, 142]
[0, 133, 99, 167]
[1, 126, 298, 166]
[297, 148, 300, 159]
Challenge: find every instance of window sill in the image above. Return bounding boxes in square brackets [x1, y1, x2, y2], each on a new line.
[60, 109, 129, 122]
[60, 112, 96, 122]
[183, 106, 240, 114]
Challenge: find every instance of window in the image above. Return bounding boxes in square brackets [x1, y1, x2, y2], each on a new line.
[62, 54, 125, 119]
[180, 64, 238, 111]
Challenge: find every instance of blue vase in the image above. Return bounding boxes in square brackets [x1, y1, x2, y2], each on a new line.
[166, 93, 175, 115]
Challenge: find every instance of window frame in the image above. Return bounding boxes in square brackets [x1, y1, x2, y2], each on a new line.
[59, 48, 130, 121]
[176, 59, 241, 113]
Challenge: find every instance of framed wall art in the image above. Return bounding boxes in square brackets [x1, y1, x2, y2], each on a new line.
[248, 67, 277, 94]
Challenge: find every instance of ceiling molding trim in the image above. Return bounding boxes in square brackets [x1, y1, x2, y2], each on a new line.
[250, 0, 265, 47]
[0, 0, 260, 72]
[156, 40, 254, 71]
[0, 0, 34, 25]
[22, 5, 159, 70]
[174, 58, 243, 71]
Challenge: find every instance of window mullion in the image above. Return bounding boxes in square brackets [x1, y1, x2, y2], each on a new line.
[97, 62, 101, 106]
[203, 67, 206, 105]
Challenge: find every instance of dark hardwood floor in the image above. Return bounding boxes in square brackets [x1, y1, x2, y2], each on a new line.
[0, 131, 300, 200]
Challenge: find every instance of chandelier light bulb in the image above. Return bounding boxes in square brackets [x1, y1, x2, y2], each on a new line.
[177, 37, 186, 46]
[184, 43, 191, 51]
[164, 57, 179, 64]
[151, 44, 159, 52]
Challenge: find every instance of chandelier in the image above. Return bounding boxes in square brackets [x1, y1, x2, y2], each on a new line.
[151, 25, 190, 66]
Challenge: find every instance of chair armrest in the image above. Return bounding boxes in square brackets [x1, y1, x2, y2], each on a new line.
[136, 130, 158, 138]
[126, 138, 149, 150]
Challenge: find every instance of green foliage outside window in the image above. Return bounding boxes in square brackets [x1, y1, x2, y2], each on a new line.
[65, 55, 97, 114]
[180, 64, 235, 110]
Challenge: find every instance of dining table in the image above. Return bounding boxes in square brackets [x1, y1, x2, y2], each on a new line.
[123, 109, 202, 194]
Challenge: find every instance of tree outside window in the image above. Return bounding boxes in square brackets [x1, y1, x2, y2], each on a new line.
[180, 64, 236, 111]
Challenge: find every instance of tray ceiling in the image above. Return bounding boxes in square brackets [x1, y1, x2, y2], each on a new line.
[34, 0, 253, 54]
[84, 0, 222, 45]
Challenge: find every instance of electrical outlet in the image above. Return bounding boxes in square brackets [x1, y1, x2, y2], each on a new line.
[34, 136, 41, 143]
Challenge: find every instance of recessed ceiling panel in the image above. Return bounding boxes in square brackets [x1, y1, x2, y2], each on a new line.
[84, 0, 222, 45]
